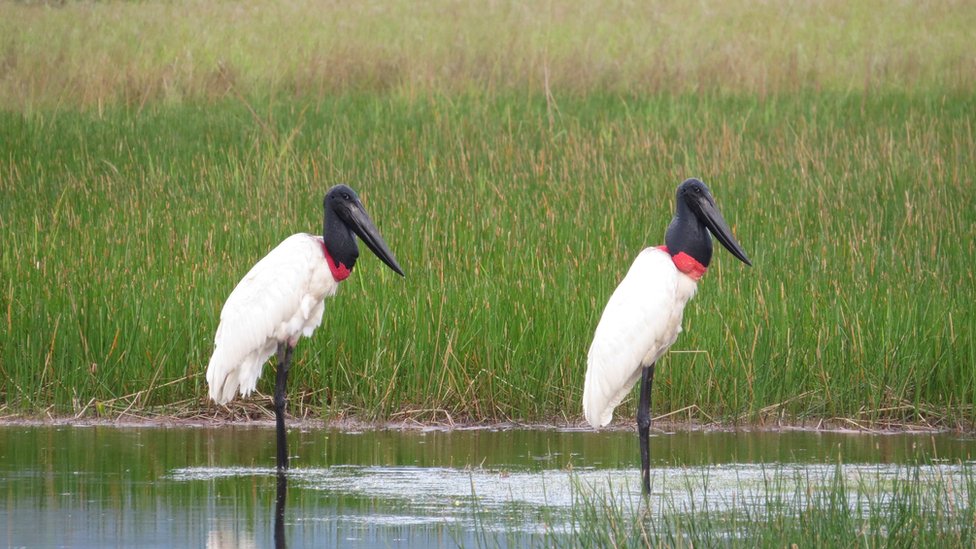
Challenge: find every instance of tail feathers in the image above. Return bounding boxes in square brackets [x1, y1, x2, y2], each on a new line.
[582, 364, 643, 429]
[209, 364, 240, 405]
[206, 347, 238, 405]
[206, 344, 273, 405]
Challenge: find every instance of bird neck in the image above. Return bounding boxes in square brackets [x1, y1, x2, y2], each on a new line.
[656, 245, 707, 281]
[322, 211, 358, 282]
[664, 202, 712, 273]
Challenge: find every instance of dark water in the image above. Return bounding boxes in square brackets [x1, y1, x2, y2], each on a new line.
[1, 425, 974, 548]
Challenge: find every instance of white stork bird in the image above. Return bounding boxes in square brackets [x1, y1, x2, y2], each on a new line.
[583, 178, 751, 493]
[206, 184, 404, 470]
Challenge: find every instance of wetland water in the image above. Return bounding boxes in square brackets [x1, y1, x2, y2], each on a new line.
[1, 425, 974, 547]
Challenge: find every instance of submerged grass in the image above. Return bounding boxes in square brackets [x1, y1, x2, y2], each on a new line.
[532, 462, 976, 548]
[0, 1, 974, 424]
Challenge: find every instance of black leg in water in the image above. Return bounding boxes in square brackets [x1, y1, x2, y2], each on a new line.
[274, 342, 295, 471]
[274, 470, 288, 549]
[637, 364, 656, 494]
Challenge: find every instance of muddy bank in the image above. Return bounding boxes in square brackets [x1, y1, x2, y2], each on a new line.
[0, 413, 964, 434]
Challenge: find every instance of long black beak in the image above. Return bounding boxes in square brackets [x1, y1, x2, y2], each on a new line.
[694, 193, 752, 266]
[345, 201, 405, 276]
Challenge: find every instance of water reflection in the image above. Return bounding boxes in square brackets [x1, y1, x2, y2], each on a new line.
[0, 425, 974, 548]
[275, 471, 287, 549]
[207, 529, 257, 549]
[201, 470, 288, 549]
[176, 460, 974, 544]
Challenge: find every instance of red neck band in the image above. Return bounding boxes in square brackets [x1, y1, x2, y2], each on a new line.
[657, 245, 707, 281]
[320, 240, 352, 282]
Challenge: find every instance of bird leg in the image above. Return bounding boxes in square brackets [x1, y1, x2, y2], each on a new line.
[637, 364, 656, 494]
[274, 469, 288, 549]
[274, 342, 295, 470]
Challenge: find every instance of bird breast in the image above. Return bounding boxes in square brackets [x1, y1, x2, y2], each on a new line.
[641, 268, 698, 366]
[276, 235, 340, 343]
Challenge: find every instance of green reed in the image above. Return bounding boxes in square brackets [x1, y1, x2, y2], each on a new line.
[1, 92, 973, 423]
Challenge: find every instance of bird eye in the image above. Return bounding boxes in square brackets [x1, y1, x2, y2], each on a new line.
[343, 193, 351, 200]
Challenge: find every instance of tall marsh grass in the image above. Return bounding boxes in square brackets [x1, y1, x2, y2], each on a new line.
[1, 0, 974, 109]
[0, 1, 973, 422]
[1, 93, 972, 422]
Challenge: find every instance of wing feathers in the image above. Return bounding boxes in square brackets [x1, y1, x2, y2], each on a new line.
[583, 248, 684, 428]
[206, 234, 337, 404]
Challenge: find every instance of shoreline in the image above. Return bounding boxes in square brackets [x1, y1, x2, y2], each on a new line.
[0, 413, 965, 435]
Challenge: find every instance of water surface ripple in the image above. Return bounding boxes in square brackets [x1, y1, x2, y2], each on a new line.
[1, 426, 973, 547]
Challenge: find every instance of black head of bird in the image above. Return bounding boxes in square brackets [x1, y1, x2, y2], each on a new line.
[664, 178, 752, 268]
[322, 184, 405, 278]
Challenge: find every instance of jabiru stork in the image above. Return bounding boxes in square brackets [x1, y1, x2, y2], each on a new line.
[583, 178, 751, 493]
[206, 184, 404, 470]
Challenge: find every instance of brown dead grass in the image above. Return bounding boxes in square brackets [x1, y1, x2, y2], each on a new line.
[1, 0, 973, 109]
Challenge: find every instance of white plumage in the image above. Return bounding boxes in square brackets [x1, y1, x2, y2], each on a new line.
[583, 179, 750, 494]
[206, 233, 339, 405]
[583, 247, 699, 428]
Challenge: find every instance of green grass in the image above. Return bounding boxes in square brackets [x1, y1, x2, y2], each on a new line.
[537, 462, 976, 548]
[0, 1, 974, 424]
[1, 93, 973, 423]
